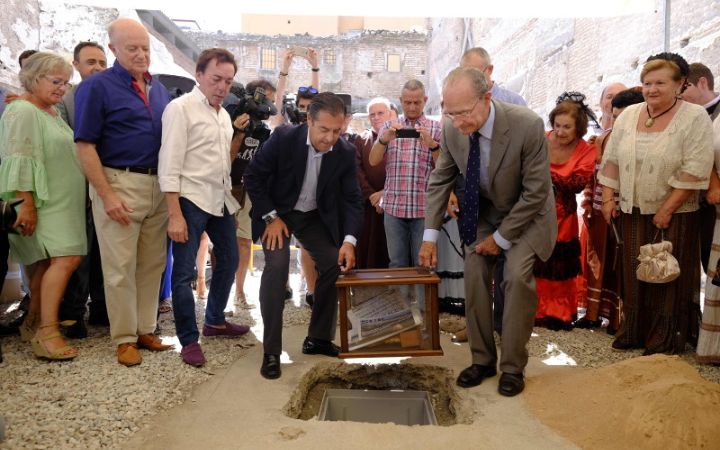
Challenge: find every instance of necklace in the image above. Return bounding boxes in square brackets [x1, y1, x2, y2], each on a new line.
[645, 98, 678, 128]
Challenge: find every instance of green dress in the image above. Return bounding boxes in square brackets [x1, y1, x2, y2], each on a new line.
[0, 100, 86, 264]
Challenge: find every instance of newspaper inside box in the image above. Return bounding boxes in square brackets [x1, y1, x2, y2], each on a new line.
[337, 268, 442, 358]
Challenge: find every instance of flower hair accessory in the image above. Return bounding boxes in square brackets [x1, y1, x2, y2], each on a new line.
[556, 91, 601, 130]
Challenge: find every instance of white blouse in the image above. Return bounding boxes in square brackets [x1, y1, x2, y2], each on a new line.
[599, 101, 714, 214]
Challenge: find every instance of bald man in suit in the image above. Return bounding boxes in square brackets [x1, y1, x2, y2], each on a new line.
[420, 67, 556, 396]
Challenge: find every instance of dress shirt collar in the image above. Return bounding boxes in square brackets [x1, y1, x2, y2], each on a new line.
[189, 85, 218, 110]
[477, 101, 495, 140]
[704, 93, 720, 110]
[400, 113, 430, 128]
[112, 60, 152, 85]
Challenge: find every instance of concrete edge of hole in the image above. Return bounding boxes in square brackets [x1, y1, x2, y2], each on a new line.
[283, 361, 476, 426]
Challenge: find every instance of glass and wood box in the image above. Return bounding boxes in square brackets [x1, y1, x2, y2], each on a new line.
[336, 268, 443, 358]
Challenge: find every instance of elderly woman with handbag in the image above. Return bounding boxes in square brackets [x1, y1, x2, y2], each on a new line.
[599, 53, 714, 355]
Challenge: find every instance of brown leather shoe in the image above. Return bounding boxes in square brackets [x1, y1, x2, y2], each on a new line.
[117, 343, 142, 366]
[452, 328, 468, 343]
[137, 334, 174, 352]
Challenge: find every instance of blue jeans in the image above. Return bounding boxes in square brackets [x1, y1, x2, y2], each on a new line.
[171, 198, 239, 347]
[384, 213, 425, 268]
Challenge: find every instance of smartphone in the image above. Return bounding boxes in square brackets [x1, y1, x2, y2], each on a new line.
[395, 128, 420, 139]
[290, 46, 310, 59]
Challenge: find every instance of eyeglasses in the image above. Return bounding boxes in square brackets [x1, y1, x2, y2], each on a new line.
[442, 98, 480, 121]
[43, 76, 71, 88]
[297, 86, 318, 95]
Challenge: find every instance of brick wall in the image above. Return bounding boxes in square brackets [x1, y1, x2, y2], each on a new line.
[427, 0, 720, 121]
[189, 30, 430, 112]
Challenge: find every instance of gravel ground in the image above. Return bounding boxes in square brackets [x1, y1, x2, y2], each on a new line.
[2, 272, 719, 448]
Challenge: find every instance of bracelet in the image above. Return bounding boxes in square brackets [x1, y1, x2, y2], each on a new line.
[378, 138, 388, 146]
[279, 72, 288, 77]
[601, 198, 616, 204]
[311, 67, 320, 72]
[429, 143, 440, 152]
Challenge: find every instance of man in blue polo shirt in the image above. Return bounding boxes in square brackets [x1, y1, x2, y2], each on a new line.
[75, 18, 173, 366]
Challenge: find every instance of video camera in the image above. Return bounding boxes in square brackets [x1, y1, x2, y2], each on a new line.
[282, 93, 307, 125]
[224, 83, 277, 142]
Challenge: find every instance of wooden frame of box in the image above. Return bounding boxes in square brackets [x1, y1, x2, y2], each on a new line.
[336, 268, 443, 358]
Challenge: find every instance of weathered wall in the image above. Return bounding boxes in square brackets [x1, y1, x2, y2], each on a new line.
[427, 0, 720, 121]
[1, 3, 192, 91]
[190, 30, 429, 111]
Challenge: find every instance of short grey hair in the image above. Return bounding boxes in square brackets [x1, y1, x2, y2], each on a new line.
[443, 67, 490, 97]
[366, 96, 392, 113]
[402, 79, 425, 96]
[19, 52, 72, 93]
[461, 47, 492, 65]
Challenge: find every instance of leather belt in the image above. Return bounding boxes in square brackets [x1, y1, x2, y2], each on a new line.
[104, 165, 158, 175]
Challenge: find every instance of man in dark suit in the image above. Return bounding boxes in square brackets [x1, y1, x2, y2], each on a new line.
[420, 67, 557, 396]
[244, 92, 363, 380]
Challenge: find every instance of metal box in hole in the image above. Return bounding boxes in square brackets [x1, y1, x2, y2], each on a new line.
[317, 389, 438, 426]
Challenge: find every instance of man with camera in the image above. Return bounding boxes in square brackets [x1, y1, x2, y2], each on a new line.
[159, 48, 250, 367]
[368, 80, 442, 274]
[271, 47, 319, 128]
[244, 92, 363, 380]
[228, 79, 277, 307]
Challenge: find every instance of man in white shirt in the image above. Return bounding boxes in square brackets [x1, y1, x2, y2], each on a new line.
[159, 48, 249, 367]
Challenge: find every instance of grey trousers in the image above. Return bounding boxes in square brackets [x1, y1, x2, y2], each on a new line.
[259, 210, 340, 355]
[464, 237, 538, 374]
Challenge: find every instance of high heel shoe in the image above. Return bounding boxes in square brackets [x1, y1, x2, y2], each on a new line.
[196, 276, 207, 299]
[31, 322, 79, 361]
[19, 312, 38, 342]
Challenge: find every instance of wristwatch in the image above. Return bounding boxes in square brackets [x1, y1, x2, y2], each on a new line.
[263, 211, 278, 224]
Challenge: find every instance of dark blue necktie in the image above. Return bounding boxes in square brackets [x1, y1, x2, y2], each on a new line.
[459, 132, 481, 246]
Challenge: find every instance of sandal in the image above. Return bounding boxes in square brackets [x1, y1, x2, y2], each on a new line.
[31, 322, 79, 361]
[158, 299, 173, 313]
[19, 312, 39, 342]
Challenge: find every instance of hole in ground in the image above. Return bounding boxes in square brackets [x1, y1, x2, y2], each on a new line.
[283, 362, 461, 426]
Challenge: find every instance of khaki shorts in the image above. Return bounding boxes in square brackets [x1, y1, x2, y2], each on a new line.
[235, 191, 252, 239]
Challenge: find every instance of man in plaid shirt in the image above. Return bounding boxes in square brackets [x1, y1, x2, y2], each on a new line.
[369, 79, 442, 272]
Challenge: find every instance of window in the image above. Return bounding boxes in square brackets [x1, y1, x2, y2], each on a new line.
[387, 54, 401, 72]
[260, 48, 276, 70]
[323, 48, 336, 66]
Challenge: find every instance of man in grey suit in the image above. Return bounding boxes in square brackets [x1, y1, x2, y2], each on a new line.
[419, 67, 556, 396]
[58, 41, 107, 128]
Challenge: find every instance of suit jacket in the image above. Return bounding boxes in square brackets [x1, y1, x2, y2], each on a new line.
[425, 100, 557, 261]
[57, 84, 77, 129]
[244, 123, 363, 247]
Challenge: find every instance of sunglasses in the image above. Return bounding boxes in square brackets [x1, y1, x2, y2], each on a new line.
[297, 86, 318, 95]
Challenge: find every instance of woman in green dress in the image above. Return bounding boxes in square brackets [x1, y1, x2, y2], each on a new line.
[0, 52, 87, 360]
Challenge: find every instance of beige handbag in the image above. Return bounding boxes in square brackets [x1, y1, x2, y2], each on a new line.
[636, 230, 680, 283]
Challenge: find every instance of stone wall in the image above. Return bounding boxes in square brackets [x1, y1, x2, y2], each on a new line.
[427, 0, 720, 120]
[189, 30, 429, 112]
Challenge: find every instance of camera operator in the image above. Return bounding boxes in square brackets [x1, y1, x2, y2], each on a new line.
[271, 47, 320, 128]
[229, 79, 277, 307]
[368, 79, 442, 279]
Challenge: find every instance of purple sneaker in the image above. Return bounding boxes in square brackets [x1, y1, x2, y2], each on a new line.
[202, 322, 250, 337]
[181, 342, 206, 367]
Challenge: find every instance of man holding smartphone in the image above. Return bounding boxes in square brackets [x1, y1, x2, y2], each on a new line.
[368, 79, 442, 276]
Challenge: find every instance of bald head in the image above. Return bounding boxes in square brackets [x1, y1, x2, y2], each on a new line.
[107, 18, 150, 79]
[461, 47, 494, 87]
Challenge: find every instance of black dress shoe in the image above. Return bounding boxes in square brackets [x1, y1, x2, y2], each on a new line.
[260, 354, 281, 379]
[302, 336, 340, 357]
[304, 293, 314, 308]
[498, 372, 525, 397]
[572, 316, 602, 329]
[65, 320, 88, 339]
[456, 364, 497, 388]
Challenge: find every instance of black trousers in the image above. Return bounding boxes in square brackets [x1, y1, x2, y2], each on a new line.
[259, 210, 340, 355]
[59, 208, 106, 321]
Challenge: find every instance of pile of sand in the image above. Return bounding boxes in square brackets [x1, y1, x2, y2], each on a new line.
[525, 354, 720, 449]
